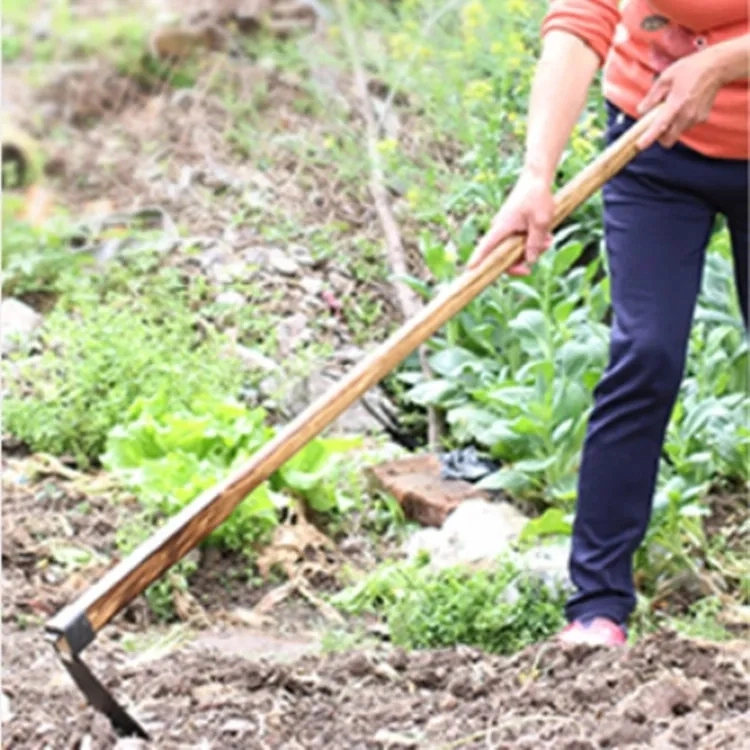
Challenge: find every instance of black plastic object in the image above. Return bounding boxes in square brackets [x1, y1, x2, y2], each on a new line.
[438, 446, 500, 482]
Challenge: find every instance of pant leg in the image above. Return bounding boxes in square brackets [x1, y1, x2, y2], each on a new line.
[565, 106, 717, 625]
[724, 191, 749, 330]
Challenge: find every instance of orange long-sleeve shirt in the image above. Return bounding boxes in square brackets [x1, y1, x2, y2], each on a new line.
[541, 0, 749, 159]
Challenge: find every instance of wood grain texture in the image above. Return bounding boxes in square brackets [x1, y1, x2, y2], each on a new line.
[46, 105, 662, 641]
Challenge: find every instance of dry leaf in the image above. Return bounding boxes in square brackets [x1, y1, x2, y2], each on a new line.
[256, 503, 336, 580]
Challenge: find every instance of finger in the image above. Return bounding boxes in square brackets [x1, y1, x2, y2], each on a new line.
[525, 219, 551, 264]
[637, 75, 670, 115]
[659, 113, 692, 148]
[507, 262, 531, 277]
[636, 106, 675, 150]
[468, 216, 516, 269]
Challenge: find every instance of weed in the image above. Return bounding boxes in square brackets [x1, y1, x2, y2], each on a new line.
[3, 256, 244, 467]
[332, 555, 566, 655]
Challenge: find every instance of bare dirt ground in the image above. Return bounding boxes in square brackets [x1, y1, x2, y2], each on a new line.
[3, 462, 749, 749]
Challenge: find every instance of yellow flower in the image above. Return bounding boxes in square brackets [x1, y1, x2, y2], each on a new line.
[389, 32, 411, 61]
[406, 186, 421, 206]
[507, 0, 530, 16]
[463, 79, 494, 104]
[461, 0, 489, 34]
[376, 138, 399, 155]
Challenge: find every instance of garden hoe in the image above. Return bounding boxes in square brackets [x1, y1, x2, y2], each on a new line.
[44, 105, 663, 740]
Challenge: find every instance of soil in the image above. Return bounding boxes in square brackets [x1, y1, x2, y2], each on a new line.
[3, 460, 749, 750]
[3, 626, 748, 749]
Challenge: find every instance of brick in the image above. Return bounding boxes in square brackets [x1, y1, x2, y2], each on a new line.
[367, 454, 489, 527]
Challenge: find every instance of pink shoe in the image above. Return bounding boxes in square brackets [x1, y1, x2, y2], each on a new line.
[557, 617, 627, 647]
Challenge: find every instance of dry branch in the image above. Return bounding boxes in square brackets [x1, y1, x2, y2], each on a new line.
[334, 0, 446, 448]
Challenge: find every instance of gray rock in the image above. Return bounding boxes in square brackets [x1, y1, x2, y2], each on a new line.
[1, 692, 11, 723]
[268, 249, 300, 276]
[403, 498, 529, 571]
[289, 244, 315, 266]
[279, 367, 385, 435]
[515, 538, 571, 589]
[277, 313, 312, 358]
[113, 739, 148, 750]
[299, 277, 323, 296]
[1, 298, 42, 355]
[232, 345, 279, 374]
[215, 290, 246, 308]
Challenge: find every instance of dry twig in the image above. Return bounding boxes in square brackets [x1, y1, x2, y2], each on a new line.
[334, 0, 446, 448]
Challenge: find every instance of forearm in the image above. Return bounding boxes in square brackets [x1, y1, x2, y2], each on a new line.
[522, 30, 601, 185]
[710, 33, 750, 85]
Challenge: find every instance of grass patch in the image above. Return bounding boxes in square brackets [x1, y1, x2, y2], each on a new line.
[332, 555, 567, 655]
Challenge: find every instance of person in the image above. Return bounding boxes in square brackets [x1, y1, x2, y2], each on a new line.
[467, 0, 749, 647]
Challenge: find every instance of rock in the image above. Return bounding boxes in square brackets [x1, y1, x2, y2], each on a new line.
[370, 454, 488, 528]
[1, 298, 42, 355]
[1, 693, 11, 723]
[299, 277, 323, 296]
[515, 539, 571, 589]
[290, 244, 314, 266]
[403, 498, 529, 570]
[277, 312, 311, 357]
[268, 248, 300, 276]
[281, 368, 385, 434]
[232, 345, 279, 373]
[215, 290, 247, 307]
[220, 718, 253, 735]
[373, 729, 422, 749]
[113, 739, 149, 750]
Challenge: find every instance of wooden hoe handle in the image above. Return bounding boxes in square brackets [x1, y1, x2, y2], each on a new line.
[46, 106, 662, 651]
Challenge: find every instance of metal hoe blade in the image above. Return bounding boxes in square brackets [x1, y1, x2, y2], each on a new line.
[46, 628, 149, 739]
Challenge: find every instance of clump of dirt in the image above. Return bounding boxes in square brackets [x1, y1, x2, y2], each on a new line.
[3, 629, 748, 749]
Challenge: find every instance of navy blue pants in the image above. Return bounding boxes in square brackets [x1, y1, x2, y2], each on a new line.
[565, 101, 749, 625]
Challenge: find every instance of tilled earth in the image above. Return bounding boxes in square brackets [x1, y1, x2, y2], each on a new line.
[3, 627, 749, 749]
[4, 457, 749, 750]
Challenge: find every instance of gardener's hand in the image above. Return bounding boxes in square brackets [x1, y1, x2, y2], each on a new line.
[467, 171, 554, 276]
[636, 50, 724, 150]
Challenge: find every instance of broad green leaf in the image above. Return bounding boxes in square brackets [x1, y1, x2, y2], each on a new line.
[519, 508, 572, 542]
[477, 468, 532, 495]
[406, 379, 457, 406]
[552, 241, 584, 276]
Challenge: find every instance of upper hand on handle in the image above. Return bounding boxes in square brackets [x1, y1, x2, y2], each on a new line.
[466, 171, 555, 275]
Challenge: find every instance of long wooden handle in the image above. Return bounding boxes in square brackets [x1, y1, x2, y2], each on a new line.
[46, 106, 660, 647]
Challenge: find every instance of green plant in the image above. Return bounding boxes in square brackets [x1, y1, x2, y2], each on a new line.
[402, 236, 610, 506]
[3, 265, 243, 467]
[332, 555, 566, 655]
[104, 391, 363, 549]
[1, 205, 90, 296]
[103, 391, 362, 620]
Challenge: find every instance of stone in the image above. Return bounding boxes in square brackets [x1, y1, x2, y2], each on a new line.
[1, 298, 42, 355]
[268, 248, 300, 276]
[289, 244, 314, 266]
[215, 290, 246, 307]
[299, 277, 323, 296]
[515, 538, 571, 589]
[220, 718, 254, 735]
[113, 739, 149, 750]
[403, 497, 529, 569]
[280, 368, 386, 435]
[369, 454, 490, 528]
[232, 345, 279, 373]
[1, 693, 11, 723]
